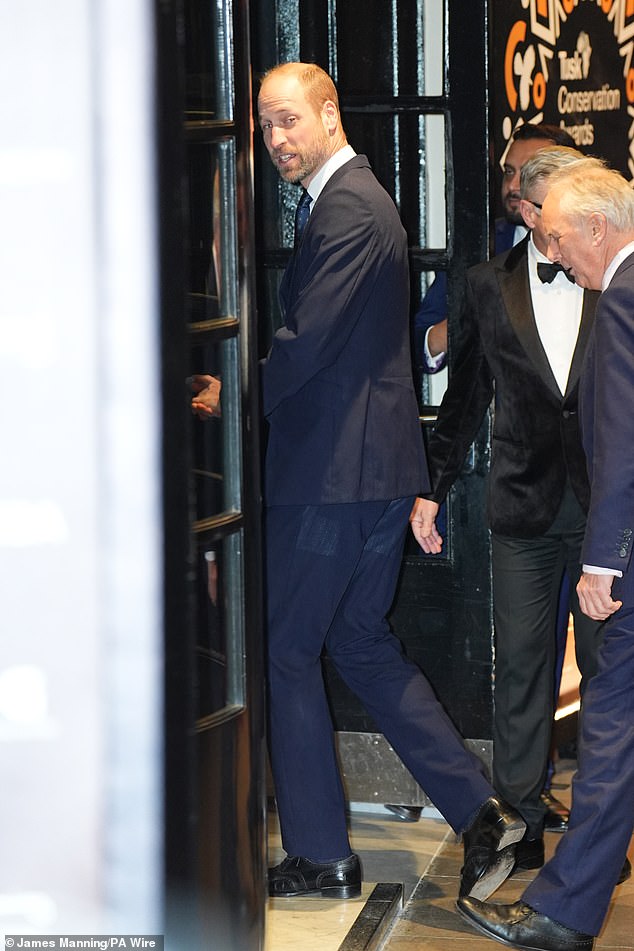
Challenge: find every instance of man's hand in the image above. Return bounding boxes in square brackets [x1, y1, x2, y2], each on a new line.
[427, 318, 448, 358]
[190, 374, 222, 419]
[577, 571, 622, 621]
[409, 497, 443, 554]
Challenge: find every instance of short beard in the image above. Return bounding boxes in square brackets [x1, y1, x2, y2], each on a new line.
[275, 127, 331, 185]
[505, 207, 524, 226]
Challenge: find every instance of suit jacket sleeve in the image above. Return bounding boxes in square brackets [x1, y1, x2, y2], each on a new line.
[261, 187, 386, 417]
[581, 281, 634, 574]
[424, 270, 495, 503]
[413, 273, 448, 374]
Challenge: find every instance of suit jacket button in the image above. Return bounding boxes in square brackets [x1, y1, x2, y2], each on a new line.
[562, 410, 570, 419]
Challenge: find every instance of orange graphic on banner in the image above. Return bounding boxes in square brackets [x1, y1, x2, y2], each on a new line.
[505, 20, 527, 111]
[563, 0, 575, 14]
[537, 0, 548, 17]
[533, 72, 546, 109]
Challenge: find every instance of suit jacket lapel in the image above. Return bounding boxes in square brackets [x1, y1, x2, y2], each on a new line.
[279, 154, 371, 321]
[497, 239, 562, 401]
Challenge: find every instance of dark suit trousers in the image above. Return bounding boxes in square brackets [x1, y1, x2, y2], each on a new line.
[491, 484, 604, 836]
[265, 498, 493, 861]
[523, 591, 634, 934]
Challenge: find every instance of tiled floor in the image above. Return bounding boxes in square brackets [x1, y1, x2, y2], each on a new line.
[265, 759, 634, 950]
[265, 802, 449, 951]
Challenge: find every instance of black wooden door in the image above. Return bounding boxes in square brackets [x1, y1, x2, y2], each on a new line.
[157, 2, 267, 948]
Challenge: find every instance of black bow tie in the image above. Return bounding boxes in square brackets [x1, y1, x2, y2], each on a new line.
[537, 262, 574, 284]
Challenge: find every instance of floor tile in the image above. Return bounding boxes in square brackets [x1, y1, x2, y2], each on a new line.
[265, 759, 634, 950]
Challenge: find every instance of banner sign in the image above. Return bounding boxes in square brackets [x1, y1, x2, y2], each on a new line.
[492, 0, 634, 178]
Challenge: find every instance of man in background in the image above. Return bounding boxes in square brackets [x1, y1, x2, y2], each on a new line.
[392, 126, 579, 835]
[410, 147, 604, 875]
[415, 123, 576, 374]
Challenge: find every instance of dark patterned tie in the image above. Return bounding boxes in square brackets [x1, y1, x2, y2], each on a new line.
[537, 262, 574, 284]
[294, 189, 312, 249]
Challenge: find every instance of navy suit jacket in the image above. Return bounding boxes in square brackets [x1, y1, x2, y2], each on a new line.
[580, 252, 634, 585]
[414, 219, 518, 369]
[261, 154, 429, 506]
[426, 236, 599, 537]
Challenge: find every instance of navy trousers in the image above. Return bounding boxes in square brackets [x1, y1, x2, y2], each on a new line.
[523, 591, 634, 935]
[265, 498, 494, 861]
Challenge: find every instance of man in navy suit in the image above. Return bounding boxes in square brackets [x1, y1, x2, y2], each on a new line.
[457, 160, 634, 951]
[258, 61, 525, 902]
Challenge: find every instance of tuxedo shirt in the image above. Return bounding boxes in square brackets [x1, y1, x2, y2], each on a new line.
[526, 238, 583, 394]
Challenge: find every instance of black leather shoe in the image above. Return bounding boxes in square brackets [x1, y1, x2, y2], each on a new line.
[460, 796, 526, 900]
[541, 791, 569, 832]
[513, 834, 545, 873]
[268, 853, 361, 898]
[457, 897, 594, 951]
[384, 804, 422, 822]
[617, 857, 631, 885]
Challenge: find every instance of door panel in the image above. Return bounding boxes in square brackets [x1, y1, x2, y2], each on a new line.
[158, 1, 266, 948]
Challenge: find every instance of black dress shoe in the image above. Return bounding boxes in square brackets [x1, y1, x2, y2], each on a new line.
[457, 896, 594, 951]
[541, 791, 569, 832]
[460, 796, 526, 900]
[513, 834, 545, 873]
[268, 853, 361, 898]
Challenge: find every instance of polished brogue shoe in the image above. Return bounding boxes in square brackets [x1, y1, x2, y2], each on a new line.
[513, 834, 545, 872]
[457, 896, 594, 951]
[460, 796, 526, 900]
[541, 790, 569, 832]
[268, 853, 361, 898]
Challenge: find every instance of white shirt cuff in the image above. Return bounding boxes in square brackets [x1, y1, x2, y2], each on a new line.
[583, 564, 623, 578]
[424, 326, 446, 371]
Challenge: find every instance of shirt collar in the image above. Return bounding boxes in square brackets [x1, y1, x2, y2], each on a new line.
[528, 234, 551, 265]
[602, 241, 634, 290]
[306, 145, 357, 205]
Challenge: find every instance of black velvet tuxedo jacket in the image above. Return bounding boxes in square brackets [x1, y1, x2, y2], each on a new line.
[580, 251, 634, 582]
[427, 235, 599, 537]
[261, 154, 429, 506]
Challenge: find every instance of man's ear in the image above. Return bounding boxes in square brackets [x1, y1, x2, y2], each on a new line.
[321, 100, 339, 134]
[589, 211, 607, 245]
[518, 198, 537, 230]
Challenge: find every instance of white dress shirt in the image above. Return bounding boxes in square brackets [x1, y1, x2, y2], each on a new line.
[527, 237, 584, 395]
[306, 144, 357, 209]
